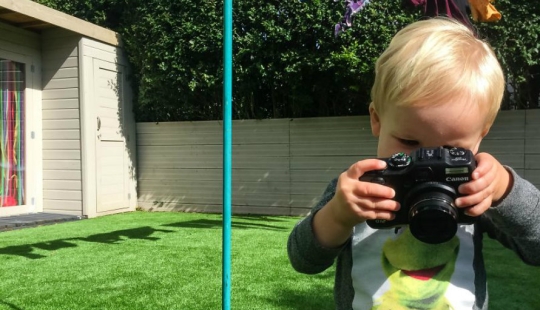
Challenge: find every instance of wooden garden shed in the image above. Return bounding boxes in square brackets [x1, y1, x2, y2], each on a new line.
[0, 0, 137, 218]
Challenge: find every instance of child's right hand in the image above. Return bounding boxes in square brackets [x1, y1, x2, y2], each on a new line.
[313, 159, 401, 248]
[326, 159, 401, 229]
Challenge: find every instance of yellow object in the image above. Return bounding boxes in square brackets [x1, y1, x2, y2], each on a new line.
[469, 0, 502, 22]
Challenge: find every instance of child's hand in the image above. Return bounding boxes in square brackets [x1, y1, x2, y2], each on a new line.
[455, 152, 512, 216]
[326, 159, 401, 228]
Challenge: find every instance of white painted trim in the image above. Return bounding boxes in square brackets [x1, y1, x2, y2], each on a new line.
[79, 41, 97, 218]
[0, 0, 120, 47]
[31, 47, 43, 214]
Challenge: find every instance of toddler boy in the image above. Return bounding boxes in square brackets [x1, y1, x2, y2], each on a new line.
[287, 17, 540, 309]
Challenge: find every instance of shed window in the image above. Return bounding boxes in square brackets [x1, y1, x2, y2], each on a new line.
[0, 59, 25, 207]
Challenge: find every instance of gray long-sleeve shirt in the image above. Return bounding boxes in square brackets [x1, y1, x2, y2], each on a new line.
[287, 168, 540, 309]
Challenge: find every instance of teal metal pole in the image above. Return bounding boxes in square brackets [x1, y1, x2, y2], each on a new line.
[222, 0, 233, 308]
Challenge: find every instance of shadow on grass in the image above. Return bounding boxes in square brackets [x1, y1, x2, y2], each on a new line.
[83, 226, 174, 243]
[273, 288, 334, 310]
[0, 226, 175, 259]
[163, 219, 288, 231]
[0, 216, 292, 259]
[271, 283, 334, 309]
[0, 300, 23, 310]
[269, 271, 334, 309]
[233, 215, 294, 223]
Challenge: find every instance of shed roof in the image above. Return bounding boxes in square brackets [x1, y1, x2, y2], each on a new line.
[0, 0, 120, 46]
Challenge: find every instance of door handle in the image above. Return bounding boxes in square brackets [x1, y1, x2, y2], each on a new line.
[97, 117, 101, 131]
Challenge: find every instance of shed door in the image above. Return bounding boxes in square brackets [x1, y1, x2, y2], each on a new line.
[94, 60, 129, 213]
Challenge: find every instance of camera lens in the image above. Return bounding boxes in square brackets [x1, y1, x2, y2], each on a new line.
[406, 183, 458, 244]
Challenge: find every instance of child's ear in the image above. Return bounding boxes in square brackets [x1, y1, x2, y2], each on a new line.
[369, 103, 381, 137]
[473, 126, 491, 153]
[481, 126, 490, 138]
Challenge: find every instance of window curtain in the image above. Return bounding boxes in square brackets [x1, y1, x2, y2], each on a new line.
[0, 59, 25, 207]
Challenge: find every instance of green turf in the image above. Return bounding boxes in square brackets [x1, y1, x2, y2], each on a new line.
[0, 211, 537, 309]
[484, 237, 540, 310]
[0, 212, 333, 310]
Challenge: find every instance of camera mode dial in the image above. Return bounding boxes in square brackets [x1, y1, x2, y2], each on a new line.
[449, 147, 467, 157]
[388, 152, 411, 169]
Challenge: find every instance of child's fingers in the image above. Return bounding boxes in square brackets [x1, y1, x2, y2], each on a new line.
[456, 186, 493, 208]
[462, 198, 491, 217]
[347, 196, 399, 221]
[354, 209, 397, 221]
[472, 153, 495, 179]
[459, 157, 497, 195]
[353, 196, 400, 212]
[354, 181, 395, 200]
[458, 176, 490, 195]
[346, 159, 387, 180]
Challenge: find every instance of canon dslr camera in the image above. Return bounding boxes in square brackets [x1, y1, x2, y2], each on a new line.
[359, 146, 477, 244]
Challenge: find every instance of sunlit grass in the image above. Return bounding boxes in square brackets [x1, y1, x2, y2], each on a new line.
[0, 211, 537, 309]
[0, 212, 333, 310]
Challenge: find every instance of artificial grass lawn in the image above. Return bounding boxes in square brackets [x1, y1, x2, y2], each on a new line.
[0, 211, 537, 310]
[0, 212, 333, 310]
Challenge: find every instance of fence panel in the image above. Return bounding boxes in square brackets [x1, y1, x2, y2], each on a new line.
[136, 110, 540, 216]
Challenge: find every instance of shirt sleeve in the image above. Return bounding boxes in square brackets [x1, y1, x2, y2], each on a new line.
[479, 167, 540, 265]
[287, 178, 350, 274]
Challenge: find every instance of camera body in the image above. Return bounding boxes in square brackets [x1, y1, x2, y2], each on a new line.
[359, 146, 477, 244]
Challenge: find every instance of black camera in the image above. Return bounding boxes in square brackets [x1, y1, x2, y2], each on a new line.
[359, 146, 477, 244]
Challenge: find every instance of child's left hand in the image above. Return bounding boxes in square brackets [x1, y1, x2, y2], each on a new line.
[455, 152, 512, 216]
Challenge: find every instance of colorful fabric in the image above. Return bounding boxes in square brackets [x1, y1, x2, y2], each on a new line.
[0, 59, 25, 207]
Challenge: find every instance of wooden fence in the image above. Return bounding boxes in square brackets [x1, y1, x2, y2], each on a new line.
[136, 110, 540, 216]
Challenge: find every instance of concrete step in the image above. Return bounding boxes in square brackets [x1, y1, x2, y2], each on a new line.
[0, 213, 84, 232]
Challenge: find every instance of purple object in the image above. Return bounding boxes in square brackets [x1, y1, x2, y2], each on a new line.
[334, 0, 370, 37]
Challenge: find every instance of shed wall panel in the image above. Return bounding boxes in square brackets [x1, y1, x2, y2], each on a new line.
[44, 77, 79, 89]
[43, 180, 82, 191]
[41, 29, 83, 216]
[0, 22, 40, 50]
[42, 99, 79, 110]
[43, 150, 81, 160]
[42, 129, 80, 140]
[43, 160, 81, 170]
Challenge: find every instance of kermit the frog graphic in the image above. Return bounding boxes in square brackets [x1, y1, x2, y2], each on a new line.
[372, 228, 460, 310]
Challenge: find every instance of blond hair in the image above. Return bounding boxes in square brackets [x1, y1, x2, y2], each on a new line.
[370, 18, 504, 127]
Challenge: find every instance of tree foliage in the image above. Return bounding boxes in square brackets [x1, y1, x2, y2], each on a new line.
[34, 0, 540, 121]
[476, 0, 540, 109]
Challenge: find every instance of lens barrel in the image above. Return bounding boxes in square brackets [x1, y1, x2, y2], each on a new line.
[406, 183, 459, 244]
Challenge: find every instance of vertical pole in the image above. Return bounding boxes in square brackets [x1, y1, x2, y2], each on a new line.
[222, 0, 233, 308]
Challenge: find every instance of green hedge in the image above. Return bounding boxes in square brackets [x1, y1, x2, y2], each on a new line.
[34, 0, 540, 121]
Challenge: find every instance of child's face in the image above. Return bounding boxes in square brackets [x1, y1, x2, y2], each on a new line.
[370, 100, 489, 158]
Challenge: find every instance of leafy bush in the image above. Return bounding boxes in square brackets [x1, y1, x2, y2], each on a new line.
[34, 0, 540, 121]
